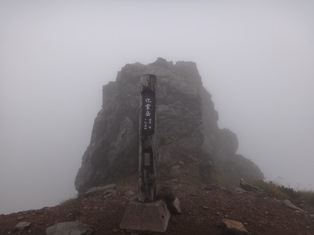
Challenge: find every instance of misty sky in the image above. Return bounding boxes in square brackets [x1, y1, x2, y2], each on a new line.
[1, 1, 313, 214]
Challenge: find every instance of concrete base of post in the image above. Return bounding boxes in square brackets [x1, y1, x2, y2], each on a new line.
[120, 199, 170, 232]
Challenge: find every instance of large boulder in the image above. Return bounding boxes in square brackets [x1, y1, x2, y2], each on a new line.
[75, 58, 263, 194]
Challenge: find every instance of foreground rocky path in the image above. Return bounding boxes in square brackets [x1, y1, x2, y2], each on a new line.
[1, 183, 314, 235]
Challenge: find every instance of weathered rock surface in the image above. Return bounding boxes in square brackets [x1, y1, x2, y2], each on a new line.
[75, 58, 263, 194]
[46, 221, 93, 235]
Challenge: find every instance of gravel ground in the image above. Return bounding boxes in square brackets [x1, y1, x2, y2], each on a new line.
[1, 183, 314, 235]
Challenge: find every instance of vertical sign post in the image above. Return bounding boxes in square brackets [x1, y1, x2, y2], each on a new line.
[138, 74, 157, 202]
[120, 74, 169, 232]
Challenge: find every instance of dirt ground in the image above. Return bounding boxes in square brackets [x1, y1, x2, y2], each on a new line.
[1, 182, 314, 235]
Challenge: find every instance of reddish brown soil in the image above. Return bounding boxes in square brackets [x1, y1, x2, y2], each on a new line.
[1, 183, 314, 235]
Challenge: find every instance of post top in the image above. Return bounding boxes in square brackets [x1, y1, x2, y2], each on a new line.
[140, 74, 156, 92]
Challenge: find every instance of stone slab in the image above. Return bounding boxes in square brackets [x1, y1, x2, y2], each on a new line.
[120, 199, 170, 232]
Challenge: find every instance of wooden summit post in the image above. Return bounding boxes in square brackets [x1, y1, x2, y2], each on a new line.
[138, 74, 157, 202]
[120, 74, 170, 232]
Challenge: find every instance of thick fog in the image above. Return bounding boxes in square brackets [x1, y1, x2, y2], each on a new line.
[1, 1, 313, 214]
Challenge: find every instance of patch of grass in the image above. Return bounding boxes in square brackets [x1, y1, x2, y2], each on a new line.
[211, 173, 229, 186]
[252, 180, 288, 199]
[300, 191, 314, 206]
[253, 180, 314, 206]
[277, 184, 300, 199]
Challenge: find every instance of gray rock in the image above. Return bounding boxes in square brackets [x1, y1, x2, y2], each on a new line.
[222, 218, 249, 234]
[103, 189, 115, 198]
[15, 221, 31, 231]
[172, 197, 182, 214]
[283, 199, 307, 213]
[85, 184, 116, 196]
[240, 178, 263, 192]
[75, 58, 264, 194]
[46, 221, 93, 235]
[233, 187, 247, 194]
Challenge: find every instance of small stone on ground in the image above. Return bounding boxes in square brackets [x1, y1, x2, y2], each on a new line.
[46, 221, 93, 235]
[15, 221, 31, 231]
[222, 218, 249, 234]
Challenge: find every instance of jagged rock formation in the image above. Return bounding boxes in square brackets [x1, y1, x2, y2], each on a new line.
[75, 58, 263, 194]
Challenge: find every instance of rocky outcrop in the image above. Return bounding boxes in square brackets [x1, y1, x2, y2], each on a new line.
[75, 58, 263, 194]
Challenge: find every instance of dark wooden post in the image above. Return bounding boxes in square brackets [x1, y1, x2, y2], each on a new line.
[138, 74, 157, 202]
[120, 75, 169, 231]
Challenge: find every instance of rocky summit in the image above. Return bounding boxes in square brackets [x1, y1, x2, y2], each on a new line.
[75, 58, 263, 194]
